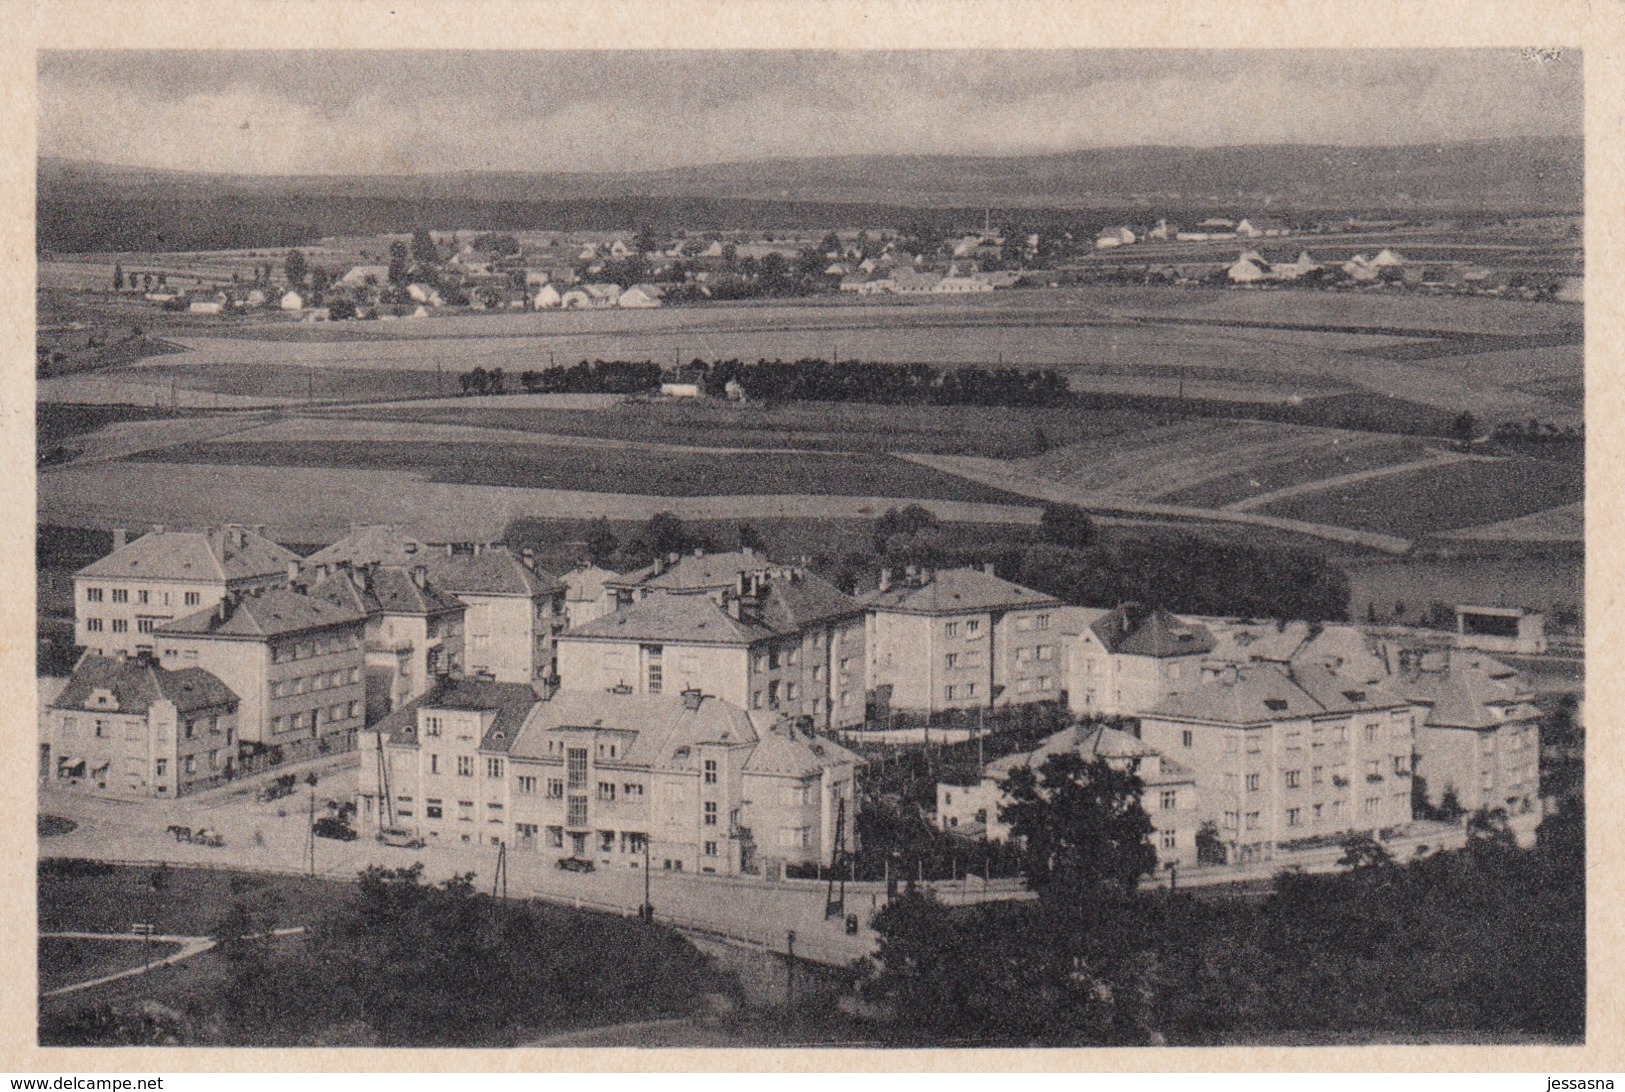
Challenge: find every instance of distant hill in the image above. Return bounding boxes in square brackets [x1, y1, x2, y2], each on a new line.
[38, 139, 1581, 253]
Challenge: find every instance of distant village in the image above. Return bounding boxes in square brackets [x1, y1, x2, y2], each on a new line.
[43, 524, 1552, 879]
[99, 211, 1584, 324]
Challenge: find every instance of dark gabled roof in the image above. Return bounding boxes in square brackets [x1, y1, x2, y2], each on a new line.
[78, 528, 297, 584]
[1389, 652, 1537, 730]
[562, 592, 773, 646]
[1090, 605, 1215, 658]
[375, 678, 542, 751]
[427, 552, 561, 599]
[756, 572, 863, 630]
[1143, 663, 1322, 725]
[54, 655, 238, 716]
[157, 587, 365, 640]
[864, 568, 1059, 615]
[1288, 662, 1408, 714]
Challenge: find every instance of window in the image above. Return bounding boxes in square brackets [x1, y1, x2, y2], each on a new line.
[703, 759, 717, 785]
[396, 796, 414, 818]
[1245, 773, 1259, 792]
[486, 757, 504, 779]
[1312, 766, 1324, 785]
[1223, 810, 1239, 830]
[768, 681, 780, 707]
[547, 778, 564, 799]
[86, 587, 104, 602]
[945, 685, 957, 701]
[457, 756, 474, 777]
[155, 758, 167, 777]
[111, 619, 128, 634]
[598, 782, 616, 801]
[704, 840, 720, 857]
[704, 801, 718, 826]
[1244, 811, 1260, 830]
[965, 682, 978, 698]
[1364, 796, 1380, 815]
[1246, 733, 1261, 755]
[208, 749, 221, 771]
[185, 592, 200, 606]
[425, 715, 444, 738]
[137, 589, 149, 605]
[270, 715, 284, 734]
[624, 782, 643, 798]
[428, 753, 441, 775]
[1393, 755, 1409, 776]
[1160, 790, 1177, 811]
[184, 755, 196, 775]
[1285, 730, 1302, 750]
[547, 826, 564, 848]
[85, 618, 103, 632]
[330, 703, 344, 724]
[1034, 613, 1050, 630]
[1334, 725, 1348, 744]
[781, 826, 811, 849]
[426, 799, 443, 819]
[518, 776, 537, 795]
[567, 796, 588, 826]
[644, 644, 663, 694]
[1035, 644, 1054, 662]
[137, 618, 155, 634]
[945, 653, 959, 670]
[944, 622, 959, 638]
[459, 800, 475, 822]
[488, 803, 504, 824]
[567, 747, 587, 789]
[965, 619, 981, 637]
[752, 691, 764, 709]
[1284, 770, 1300, 789]
[1182, 730, 1193, 749]
[112, 588, 128, 604]
[600, 830, 616, 853]
[1223, 772, 1237, 793]
[1160, 830, 1177, 850]
[1287, 807, 1302, 827]
[183, 719, 196, 740]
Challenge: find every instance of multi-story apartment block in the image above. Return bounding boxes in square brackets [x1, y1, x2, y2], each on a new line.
[153, 588, 368, 762]
[562, 564, 621, 628]
[74, 525, 298, 656]
[360, 684, 861, 878]
[1065, 603, 1216, 717]
[935, 722, 1200, 869]
[1393, 649, 1543, 815]
[865, 566, 1063, 720]
[357, 677, 538, 845]
[1138, 662, 1415, 864]
[556, 566, 867, 730]
[44, 653, 239, 798]
[304, 562, 465, 714]
[308, 527, 564, 686]
[426, 549, 566, 685]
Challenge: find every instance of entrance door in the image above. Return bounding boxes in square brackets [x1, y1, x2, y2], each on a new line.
[570, 831, 587, 856]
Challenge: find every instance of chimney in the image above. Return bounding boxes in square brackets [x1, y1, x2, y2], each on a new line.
[879, 568, 892, 593]
[982, 562, 995, 576]
[253, 525, 266, 538]
[668, 551, 680, 565]
[725, 591, 742, 620]
[905, 565, 919, 582]
[682, 688, 704, 711]
[741, 545, 753, 557]
[112, 528, 128, 551]
[412, 565, 428, 589]
[286, 559, 301, 584]
[114, 649, 127, 665]
[520, 547, 535, 571]
[152, 524, 167, 535]
[693, 547, 704, 558]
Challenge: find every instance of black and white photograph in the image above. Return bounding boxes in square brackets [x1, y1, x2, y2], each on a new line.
[21, 31, 1595, 1057]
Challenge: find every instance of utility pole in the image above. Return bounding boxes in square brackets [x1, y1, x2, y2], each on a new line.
[305, 771, 319, 877]
[785, 930, 797, 1010]
[642, 834, 653, 922]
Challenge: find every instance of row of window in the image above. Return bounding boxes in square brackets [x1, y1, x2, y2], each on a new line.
[423, 754, 507, 779]
[943, 619, 982, 639]
[82, 617, 165, 634]
[86, 587, 203, 607]
[751, 680, 798, 709]
[1222, 794, 1401, 832]
[268, 702, 361, 734]
[270, 633, 361, 663]
[398, 797, 504, 823]
[1221, 721, 1411, 754]
[1012, 676, 1054, 694]
[269, 667, 361, 698]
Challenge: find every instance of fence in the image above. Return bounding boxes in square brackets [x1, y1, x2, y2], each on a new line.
[177, 731, 359, 798]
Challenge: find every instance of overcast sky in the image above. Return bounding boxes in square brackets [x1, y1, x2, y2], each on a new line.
[39, 50, 1582, 176]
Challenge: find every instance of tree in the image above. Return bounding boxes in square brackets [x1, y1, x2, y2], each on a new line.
[1337, 831, 1394, 872]
[1039, 503, 1096, 548]
[1452, 410, 1478, 445]
[584, 517, 618, 565]
[998, 751, 1156, 901]
[646, 512, 691, 559]
[736, 522, 765, 552]
[872, 504, 939, 554]
[411, 229, 439, 267]
[284, 249, 307, 287]
[308, 266, 332, 298]
[388, 241, 411, 286]
[112, 261, 124, 291]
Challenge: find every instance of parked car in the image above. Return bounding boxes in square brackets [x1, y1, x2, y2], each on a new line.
[556, 856, 595, 873]
[312, 817, 358, 841]
[377, 827, 426, 849]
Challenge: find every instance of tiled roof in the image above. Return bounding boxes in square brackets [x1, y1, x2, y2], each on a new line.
[1287, 661, 1408, 714]
[1090, 605, 1215, 658]
[157, 588, 365, 640]
[1390, 652, 1535, 730]
[757, 573, 863, 630]
[78, 528, 298, 584]
[608, 550, 774, 592]
[562, 593, 772, 645]
[984, 723, 1188, 786]
[864, 568, 1059, 615]
[375, 678, 542, 750]
[744, 721, 861, 777]
[304, 526, 431, 568]
[1143, 663, 1323, 725]
[562, 565, 621, 600]
[508, 689, 762, 769]
[1204, 619, 1312, 664]
[54, 655, 238, 716]
[427, 552, 560, 598]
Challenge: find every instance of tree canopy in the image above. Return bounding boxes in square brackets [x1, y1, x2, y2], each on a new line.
[998, 751, 1157, 901]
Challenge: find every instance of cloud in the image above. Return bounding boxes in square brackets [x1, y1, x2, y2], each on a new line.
[38, 50, 1582, 175]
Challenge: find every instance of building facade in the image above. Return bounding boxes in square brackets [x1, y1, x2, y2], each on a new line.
[865, 566, 1063, 721]
[1137, 662, 1416, 864]
[44, 653, 239, 798]
[153, 588, 368, 762]
[305, 562, 465, 714]
[1065, 604, 1215, 717]
[74, 525, 298, 657]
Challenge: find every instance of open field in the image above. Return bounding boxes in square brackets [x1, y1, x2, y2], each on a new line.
[1255, 457, 1584, 539]
[123, 439, 1032, 504]
[39, 936, 184, 993]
